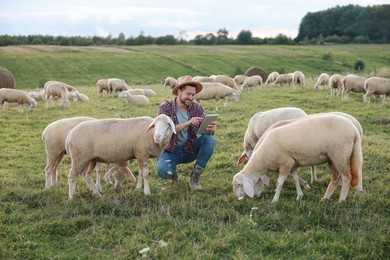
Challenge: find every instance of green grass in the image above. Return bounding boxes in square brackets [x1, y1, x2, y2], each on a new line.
[0, 45, 389, 259]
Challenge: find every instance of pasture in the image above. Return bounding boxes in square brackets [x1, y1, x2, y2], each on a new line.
[0, 45, 389, 259]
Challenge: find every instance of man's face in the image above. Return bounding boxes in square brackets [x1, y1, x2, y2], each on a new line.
[178, 85, 196, 106]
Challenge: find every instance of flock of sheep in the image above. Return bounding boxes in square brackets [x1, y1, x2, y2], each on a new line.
[1, 67, 388, 203]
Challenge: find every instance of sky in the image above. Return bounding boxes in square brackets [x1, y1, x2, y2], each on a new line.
[1, 0, 388, 40]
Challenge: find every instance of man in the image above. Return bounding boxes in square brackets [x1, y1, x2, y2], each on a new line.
[156, 75, 217, 191]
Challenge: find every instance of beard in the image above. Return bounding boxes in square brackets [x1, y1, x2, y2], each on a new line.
[179, 96, 192, 106]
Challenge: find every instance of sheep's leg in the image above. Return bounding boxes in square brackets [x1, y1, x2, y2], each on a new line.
[311, 165, 317, 183]
[338, 174, 351, 203]
[139, 160, 150, 195]
[18, 104, 23, 113]
[215, 99, 220, 111]
[82, 161, 102, 198]
[272, 171, 289, 203]
[321, 162, 341, 201]
[45, 153, 64, 189]
[223, 97, 228, 108]
[94, 162, 102, 191]
[292, 171, 304, 200]
[298, 175, 311, 190]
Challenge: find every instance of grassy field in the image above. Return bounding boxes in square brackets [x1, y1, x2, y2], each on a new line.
[0, 45, 389, 259]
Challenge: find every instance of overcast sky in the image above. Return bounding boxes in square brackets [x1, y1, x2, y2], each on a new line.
[1, 0, 388, 40]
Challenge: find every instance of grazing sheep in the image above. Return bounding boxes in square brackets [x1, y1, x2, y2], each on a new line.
[329, 74, 344, 96]
[234, 75, 248, 86]
[265, 71, 279, 85]
[195, 82, 240, 111]
[363, 76, 390, 104]
[143, 89, 156, 97]
[65, 114, 176, 198]
[272, 73, 293, 86]
[77, 93, 89, 102]
[0, 67, 15, 89]
[292, 71, 305, 88]
[0, 88, 37, 112]
[118, 91, 150, 105]
[96, 79, 109, 96]
[314, 73, 330, 90]
[233, 114, 363, 203]
[125, 89, 145, 96]
[193, 76, 214, 83]
[103, 161, 136, 189]
[240, 75, 263, 92]
[28, 90, 45, 101]
[213, 75, 240, 91]
[107, 78, 130, 95]
[164, 77, 177, 89]
[44, 81, 70, 108]
[341, 75, 367, 101]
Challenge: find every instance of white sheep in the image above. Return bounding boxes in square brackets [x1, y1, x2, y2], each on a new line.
[0, 88, 37, 112]
[118, 91, 150, 105]
[193, 76, 214, 83]
[77, 93, 89, 102]
[28, 90, 45, 101]
[272, 73, 293, 86]
[142, 89, 156, 97]
[163, 77, 177, 89]
[195, 82, 240, 111]
[265, 71, 279, 85]
[314, 73, 330, 90]
[107, 78, 130, 95]
[44, 81, 70, 108]
[329, 74, 344, 96]
[240, 75, 263, 92]
[363, 76, 390, 104]
[341, 75, 367, 101]
[212, 75, 240, 91]
[103, 161, 136, 189]
[97, 79, 109, 96]
[233, 114, 363, 203]
[292, 71, 305, 88]
[234, 75, 248, 86]
[65, 114, 176, 198]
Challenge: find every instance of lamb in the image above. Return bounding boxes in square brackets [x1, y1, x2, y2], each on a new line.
[233, 114, 363, 203]
[118, 91, 150, 105]
[329, 74, 344, 96]
[314, 73, 330, 90]
[107, 78, 130, 95]
[65, 114, 176, 198]
[96, 79, 109, 96]
[0, 88, 37, 112]
[292, 71, 305, 88]
[265, 71, 279, 84]
[212, 75, 240, 91]
[341, 75, 367, 101]
[42, 116, 135, 190]
[240, 75, 262, 92]
[234, 75, 248, 86]
[272, 73, 293, 86]
[164, 77, 177, 89]
[195, 82, 240, 111]
[44, 81, 70, 108]
[363, 76, 390, 104]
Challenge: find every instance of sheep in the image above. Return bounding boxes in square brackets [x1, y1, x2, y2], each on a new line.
[142, 89, 156, 97]
[341, 75, 367, 101]
[240, 75, 263, 92]
[292, 71, 305, 88]
[314, 73, 330, 90]
[234, 75, 248, 86]
[265, 71, 279, 84]
[363, 76, 390, 104]
[329, 74, 344, 96]
[97, 79, 109, 96]
[125, 89, 145, 96]
[272, 73, 293, 86]
[44, 81, 70, 108]
[193, 76, 214, 83]
[118, 91, 150, 105]
[212, 75, 240, 91]
[0, 88, 37, 112]
[195, 82, 240, 111]
[77, 93, 89, 102]
[65, 114, 176, 198]
[164, 77, 177, 89]
[232, 114, 363, 203]
[107, 78, 130, 95]
[103, 161, 136, 189]
[28, 90, 45, 101]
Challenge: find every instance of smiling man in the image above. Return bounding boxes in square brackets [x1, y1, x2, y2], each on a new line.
[156, 76, 217, 190]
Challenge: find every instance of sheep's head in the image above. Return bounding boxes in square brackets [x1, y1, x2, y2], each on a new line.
[29, 99, 37, 111]
[233, 173, 270, 200]
[145, 114, 176, 144]
[232, 91, 240, 103]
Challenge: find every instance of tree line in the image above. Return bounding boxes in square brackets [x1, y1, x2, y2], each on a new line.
[0, 4, 388, 47]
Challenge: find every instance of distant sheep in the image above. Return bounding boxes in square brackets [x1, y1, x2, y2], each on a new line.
[65, 114, 176, 198]
[0, 88, 37, 112]
[329, 74, 344, 96]
[233, 114, 363, 203]
[363, 76, 390, 104]
[107, 78, 130, 95]
[272, 73, 293, 86]
[195, 82, 240, 111]
[240, 75, 262, 92]
[193, 76, 214, 83]
[234, 75, 248, 86]
[314, 73, 330, 90]
[341, 75, 367, 101]
[28, 90, 45, 101]
[118, 91, 150, 105]
[213, 75, 240, 91]
[265, 71, 279, 84]
[44, 81, 70, 108]
[96, 79, 109, 96]
[77, 93, 89, 102]
[292, 71, 305, 88]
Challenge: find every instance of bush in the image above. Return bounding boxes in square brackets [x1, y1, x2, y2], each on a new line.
[354, 59, 365, 71]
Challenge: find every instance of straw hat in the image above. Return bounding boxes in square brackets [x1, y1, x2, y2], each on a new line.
[172, 75, 203, 96]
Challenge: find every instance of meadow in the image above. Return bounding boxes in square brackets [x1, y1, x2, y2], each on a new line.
[0, 44, 389, 259]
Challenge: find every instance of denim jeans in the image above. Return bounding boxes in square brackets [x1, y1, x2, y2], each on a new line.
[157, 134, 215, 179]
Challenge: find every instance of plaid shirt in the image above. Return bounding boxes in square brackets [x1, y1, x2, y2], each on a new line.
[157, 98, 204, 153]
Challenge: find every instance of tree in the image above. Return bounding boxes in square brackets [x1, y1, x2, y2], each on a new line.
[236, 30, 252, 44]
[117, 32, 126, 45]
[217, 28, 229, 44]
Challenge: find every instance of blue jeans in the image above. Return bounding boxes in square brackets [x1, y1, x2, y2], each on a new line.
[157, 134, 215, 179]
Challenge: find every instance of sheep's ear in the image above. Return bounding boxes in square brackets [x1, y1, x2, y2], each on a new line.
[145, 121, 155, 133]
[168, 119, 176, 134]
[237, 153, 247, 166]
[243, 176, 255, 198]
[261, 175, 270, 186]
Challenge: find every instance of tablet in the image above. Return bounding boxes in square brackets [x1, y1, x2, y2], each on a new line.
[196, 114, 219, 134]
